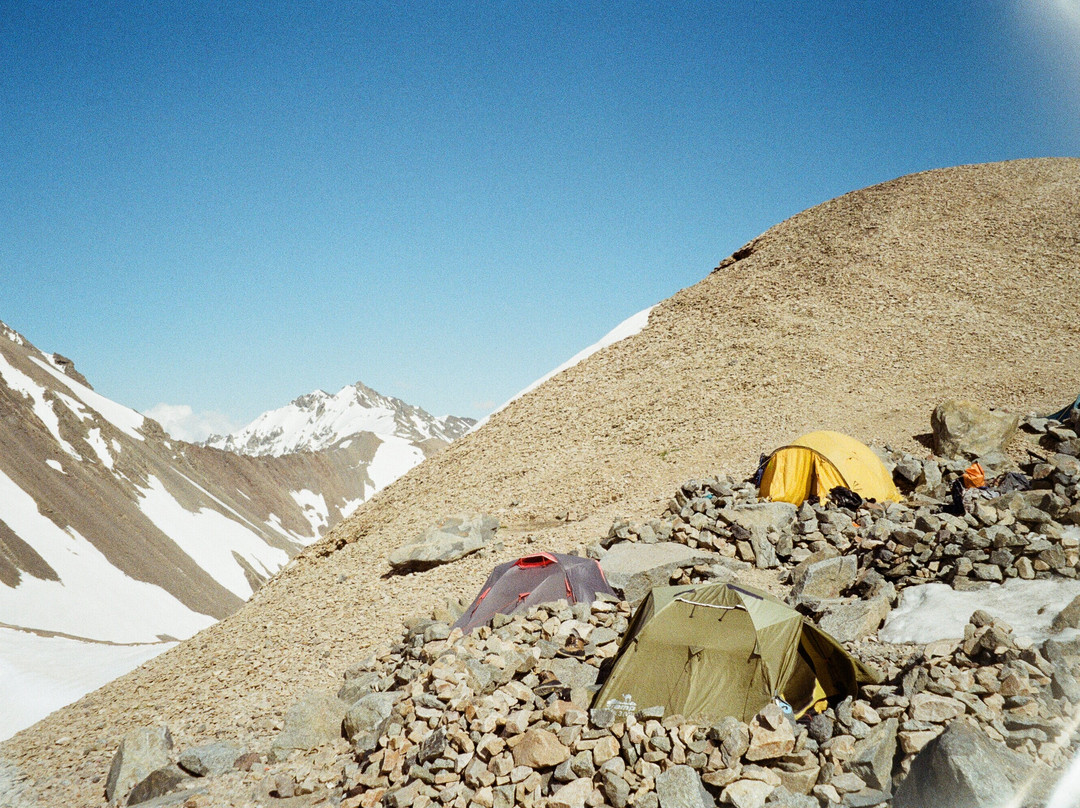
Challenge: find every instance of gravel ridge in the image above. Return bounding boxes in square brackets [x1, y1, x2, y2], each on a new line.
[3, 157, 1079, 807]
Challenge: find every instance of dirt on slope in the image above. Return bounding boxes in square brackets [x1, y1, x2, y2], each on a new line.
[4, 158, 1080, 806]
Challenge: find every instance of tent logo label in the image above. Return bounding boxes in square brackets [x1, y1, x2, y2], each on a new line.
[605, 694, 638, 719]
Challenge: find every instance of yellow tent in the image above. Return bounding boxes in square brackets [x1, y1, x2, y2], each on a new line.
[759, 430, 901, 506]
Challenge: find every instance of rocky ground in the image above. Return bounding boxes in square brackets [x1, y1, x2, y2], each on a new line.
[2, 158, 1079, 807]
[80, 402, 1080, 808]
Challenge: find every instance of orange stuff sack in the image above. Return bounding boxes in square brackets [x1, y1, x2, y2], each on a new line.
[962, 462, 986, 489]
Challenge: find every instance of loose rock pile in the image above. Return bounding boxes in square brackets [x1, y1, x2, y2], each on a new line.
[105, 594, 1078, 807]
[101, 406, 1080, 807]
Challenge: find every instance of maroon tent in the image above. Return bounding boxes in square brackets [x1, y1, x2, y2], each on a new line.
[453, 552, 616, 633]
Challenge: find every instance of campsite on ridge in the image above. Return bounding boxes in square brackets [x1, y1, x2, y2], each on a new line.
[2, 158, 1079, 807]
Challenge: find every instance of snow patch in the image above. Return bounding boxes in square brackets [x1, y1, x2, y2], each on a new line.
[28, 356, 145, 440]
[340, 498, 364, 519]
[85, 428, 114, 470]
[137, 475, 288, 599]
[53, 391, 91, 421]
[2, 325, 24, 345]
[0, 469, 215, 642]
[473, 306, 654, 430]
[290, 489, 330, 536]
[0, 628, 174, 741]
[367, 437, 424, 494]
[45, 459, 64, 474]
[880, 578, 1080, 646]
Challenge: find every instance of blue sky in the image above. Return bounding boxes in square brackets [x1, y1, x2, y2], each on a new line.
[2, 1, 1078, 439]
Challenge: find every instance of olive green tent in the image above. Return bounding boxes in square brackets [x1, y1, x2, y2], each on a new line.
[593, 582, 878, 723]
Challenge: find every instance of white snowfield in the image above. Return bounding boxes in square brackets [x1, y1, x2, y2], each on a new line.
[0, 469, 216, 644]
[0, 628, 174, 742]
[880, 577, 1080, 646]
[366, 435, 425, 496]
[472, 306, 655, 431]
[206, 382, 466, 457]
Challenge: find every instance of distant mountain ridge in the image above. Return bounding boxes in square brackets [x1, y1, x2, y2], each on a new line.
[0, 320, 471, 738]
[204, 381, 474, 457]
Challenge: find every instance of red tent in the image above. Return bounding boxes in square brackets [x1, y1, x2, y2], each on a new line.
[453, 552, 616, 633]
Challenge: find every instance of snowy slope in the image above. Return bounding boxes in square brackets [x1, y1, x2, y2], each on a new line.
[0, 320, 477, 740]
[0, 324, 330, 736]
[205, 381, 474, 457]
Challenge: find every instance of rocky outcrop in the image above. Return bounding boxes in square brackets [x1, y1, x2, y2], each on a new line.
[387, 514, 500, 571]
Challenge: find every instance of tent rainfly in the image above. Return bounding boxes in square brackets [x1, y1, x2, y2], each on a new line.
[758, 430, 901, 506]
[452, 552, 616, 634]
[593, 582, 879, 723]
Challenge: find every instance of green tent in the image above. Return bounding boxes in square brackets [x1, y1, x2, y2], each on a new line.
[593, 582, 878, 723]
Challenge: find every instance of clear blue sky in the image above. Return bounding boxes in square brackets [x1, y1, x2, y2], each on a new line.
[2, 1, 1078, 439]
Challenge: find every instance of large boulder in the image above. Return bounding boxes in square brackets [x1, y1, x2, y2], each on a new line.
[599, 542, 714, 606]
[343, 692, 397, 742]
[177, 742, 242, 777]
[893, 720, 1031, 808]
[817, 596, 891, 643]
[931, 400, 1019, 458]
[719, 503, 797, 534]
[270, 690, 347, 761]
[790, 555, 857, 602]
[104, 725, 174, 804]
[388, 513, 499, 571]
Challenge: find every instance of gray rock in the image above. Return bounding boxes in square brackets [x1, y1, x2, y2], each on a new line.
[656, 765, 712, 808]
[387, 513, 499, 570]
[931, 400, 1019, 458]
[105, 725, 174, 804]
[709, 716, 750, 766]
[791, 556, 857, 601]
[719, 503, 797, 534]
[337, 670, 382, 704]
[271, 690, 347, 759]
[600, 770, 631, 808]
[847, 718, 897, 792]
[546, 657, 599, 690]
[599, 542, 714, 606]
[1051, 593, 1080, 632]
[893, 720, 1031, 808]
[0, 758, 36, 808]
[177, 742, 241, 777]
[808, 713, 835, 744]
[765, 786, 818, 808]
[126, 765, 188, 806]
[818, 596, 891, 643]
[343, 691, 397, 742]
[750, 531, 779, 569]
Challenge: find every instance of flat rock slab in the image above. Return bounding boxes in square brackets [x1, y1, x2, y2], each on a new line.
[719, 502, 797, 534]
[388, 513, 499, 571]
[178, 741, 242, 777]
[599, 542, 715, 606]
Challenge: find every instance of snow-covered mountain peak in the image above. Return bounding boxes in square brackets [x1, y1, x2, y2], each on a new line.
[204, 380, 475, 457]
